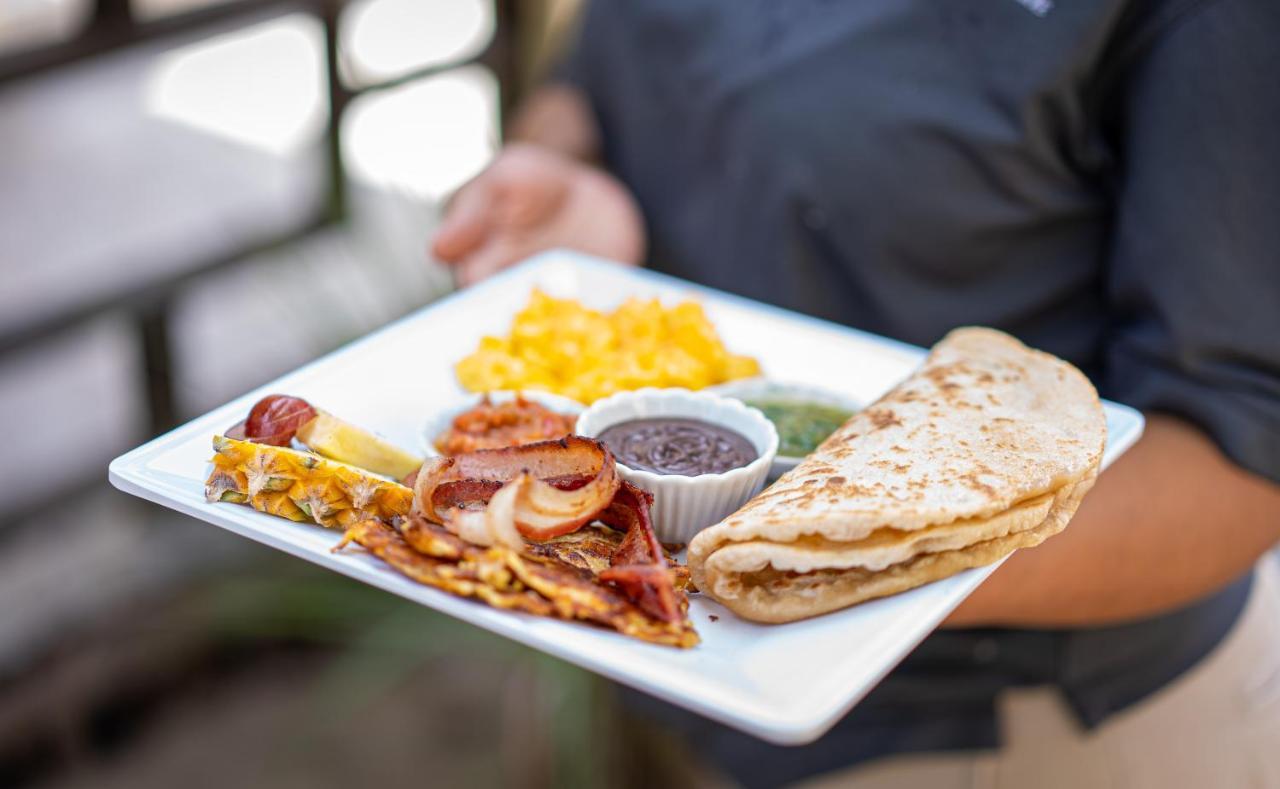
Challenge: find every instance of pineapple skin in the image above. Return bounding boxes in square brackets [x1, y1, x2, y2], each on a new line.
[206, 435, 413, 528]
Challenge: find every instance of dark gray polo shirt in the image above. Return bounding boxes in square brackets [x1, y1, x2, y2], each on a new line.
[559, 0, 1279, 783]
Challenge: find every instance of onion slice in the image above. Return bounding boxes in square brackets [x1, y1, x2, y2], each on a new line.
[440, 474, 528, 550]
[413, 436, 621, 542]
[408, 435, 681, 622]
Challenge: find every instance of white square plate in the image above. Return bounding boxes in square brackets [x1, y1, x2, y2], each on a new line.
[109, 250, 1144, 745]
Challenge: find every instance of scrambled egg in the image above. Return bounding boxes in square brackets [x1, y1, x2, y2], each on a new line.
[456, 290, 761, 403]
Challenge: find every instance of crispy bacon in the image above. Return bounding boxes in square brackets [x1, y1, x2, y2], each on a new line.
[210, 398, 697, 645]
[434, 394, 577, 455]
[523, 523, 691, 593]
[596, 482, 682, 622]
[439, 473, 528, 549]
[599, 564, 684, 625]
[409, 437, 684, 625]
[413, 436, 620, 541]
[600, 483, 663, 567]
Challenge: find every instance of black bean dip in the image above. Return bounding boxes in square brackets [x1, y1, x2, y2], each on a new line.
[597, 417, 757, 476]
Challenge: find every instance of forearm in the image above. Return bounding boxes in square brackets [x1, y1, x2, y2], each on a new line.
[506, 83, 600, 162]
[946, 414, 1280, 628]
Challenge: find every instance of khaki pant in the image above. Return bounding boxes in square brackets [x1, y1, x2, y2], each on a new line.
[799, 555, 1280, 789]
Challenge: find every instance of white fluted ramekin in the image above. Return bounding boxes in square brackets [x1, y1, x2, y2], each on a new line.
[575, 388, 778, 545]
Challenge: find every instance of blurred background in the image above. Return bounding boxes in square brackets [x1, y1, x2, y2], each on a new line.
[0, 2, 687, 786]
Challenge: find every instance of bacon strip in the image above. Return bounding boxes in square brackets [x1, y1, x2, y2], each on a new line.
[413, 436, 621, 541]
[599, 483, 663, 567]
[597, 483, 681, 623]
[599, 564, 683, 625]
[410, 438, 683, 624]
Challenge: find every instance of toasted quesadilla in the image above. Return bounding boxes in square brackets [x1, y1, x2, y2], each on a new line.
[688, 327, 1106, 623]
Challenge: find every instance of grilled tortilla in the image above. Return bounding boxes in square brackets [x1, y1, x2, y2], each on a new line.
[687, 327, 1106, 623]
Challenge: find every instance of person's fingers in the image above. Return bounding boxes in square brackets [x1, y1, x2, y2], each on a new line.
[492, 170, 568, 229]
[431, 179, 493, 263]
[454, 239, 525, 287]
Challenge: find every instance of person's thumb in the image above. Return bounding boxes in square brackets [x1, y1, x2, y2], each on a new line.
[431, 179, 493, 263]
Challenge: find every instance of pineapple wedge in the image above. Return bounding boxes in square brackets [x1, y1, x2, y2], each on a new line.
[206, 435, 413, 528]
[295, 410, 422, 480]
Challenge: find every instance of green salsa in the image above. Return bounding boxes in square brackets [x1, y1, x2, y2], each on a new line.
[746, 398, 854, 457]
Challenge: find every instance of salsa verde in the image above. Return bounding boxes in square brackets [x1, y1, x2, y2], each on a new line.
[745, 399, 854, 457]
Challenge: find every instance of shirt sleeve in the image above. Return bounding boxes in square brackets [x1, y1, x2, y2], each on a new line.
[1100, 0, 1280, 482]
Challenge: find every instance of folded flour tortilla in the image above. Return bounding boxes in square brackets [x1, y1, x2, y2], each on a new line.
[687, 327, 1106, 623]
